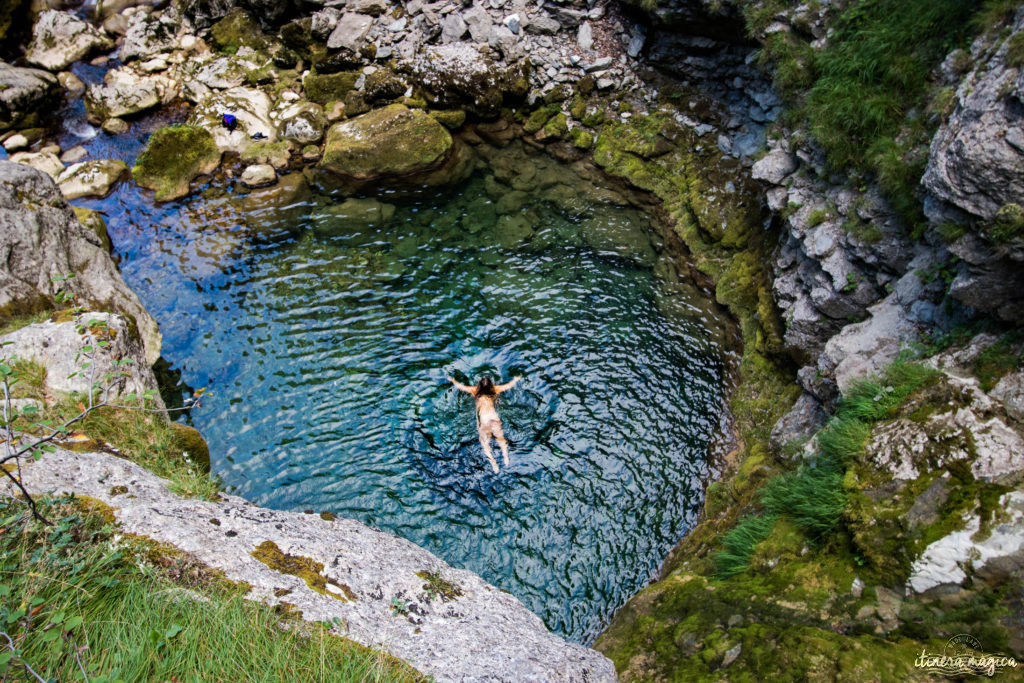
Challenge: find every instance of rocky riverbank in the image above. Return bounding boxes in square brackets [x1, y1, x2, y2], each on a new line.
[1, 0, 1023, 679]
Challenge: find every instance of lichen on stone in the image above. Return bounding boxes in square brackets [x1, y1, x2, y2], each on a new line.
[252, 540, 357, 602]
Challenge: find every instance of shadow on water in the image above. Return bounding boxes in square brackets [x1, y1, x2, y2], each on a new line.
[64, 135, 732, 643]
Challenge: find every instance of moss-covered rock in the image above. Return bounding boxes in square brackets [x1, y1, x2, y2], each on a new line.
[209, 9, 267, 53]
[240, 141, 291, 170]
[404, 43, 530, 117]
[131, 125, 221, 202]
[319, 103, 452, 182]
[302, 70, 359, 105]
[73, 206, 111, 253]
[570, 128, 594, 150]
[541, 112, 568, 140]
[428, 109, 466, 130]
[363, 68, 407, 103]
[522, 105, 556, 134]
[168, 421, 211, 473]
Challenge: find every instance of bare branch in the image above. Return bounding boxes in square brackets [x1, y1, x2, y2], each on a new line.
[0, 630, 48, 683]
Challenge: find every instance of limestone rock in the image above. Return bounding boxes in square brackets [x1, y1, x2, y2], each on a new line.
[320, 103, 452, 182]
[56, 159, 128, 200]
[770, 392, 827, 455]
[6, 446, 618, 682]
[923, 10, 1024, 222]
[131, 125, 222, 202]
[908, 491, 1024, 594]
[120, 8, 184, 62]
[991, 371, 1024, 423]
[187, 87, 276, 153]
[9, 151, 64, 180]
[403, 43, 529, 117]
[0, 312, 161, 402]
[0, 62, 60, 131]
[326, 13, 373, 52]
[276, 101, 326, 144]
[751, 149, 797, 184]
[84, 68, 162, 124]
[946, 232, 1024, 322]
[239, 163, 276, 188]
[0, 162, 161, 364]
[26, 10, 114, 72]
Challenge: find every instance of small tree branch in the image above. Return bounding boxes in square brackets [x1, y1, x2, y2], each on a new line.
[1, 630, 48, 683]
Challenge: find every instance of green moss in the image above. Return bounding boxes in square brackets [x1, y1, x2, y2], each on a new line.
[570, 128, 594, 149]
[302, 71, 360, 105]
[252, 541, 357, 601]
[522, 105, 556, 134]
[132, 125, 221, 202]
[209, 9, 268, 54]
[415, 569, 463, 602]
[73, 207, 112, 253]
[240, 140, 291, 168]
[971, 331, 1024, 391]
[542, 112, 568, 139]
[427, 109, 466, 130]
[989, 203, 1024, 243]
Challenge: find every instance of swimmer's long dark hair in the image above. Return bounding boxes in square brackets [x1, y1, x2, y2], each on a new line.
[476, 376, 497, 397]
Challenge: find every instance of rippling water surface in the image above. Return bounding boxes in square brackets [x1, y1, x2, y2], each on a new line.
[80, 142, 730, 642]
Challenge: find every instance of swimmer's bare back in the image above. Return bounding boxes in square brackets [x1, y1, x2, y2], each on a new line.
[448, 375, 521, 473]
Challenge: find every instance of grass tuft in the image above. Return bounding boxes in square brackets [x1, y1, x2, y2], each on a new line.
[714, 513, 778, 578]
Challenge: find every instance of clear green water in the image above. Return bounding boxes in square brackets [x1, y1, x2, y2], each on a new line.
[84, 142, 730, 643]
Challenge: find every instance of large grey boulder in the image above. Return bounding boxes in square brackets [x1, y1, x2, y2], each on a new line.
[0, 162, 161, 365]
[923, 9, 1024, 223]
[187, 87, 276, 153]
[25, 10, 114, 71]
[6, 447, 618, 682]
[0, 62, 60, 131]
[402, 43, 529, 117]
[0, 312, 161, 403]
[326, 13, 374, 52]
[119, 8, 188, 63]
[84, 68, 165, 124]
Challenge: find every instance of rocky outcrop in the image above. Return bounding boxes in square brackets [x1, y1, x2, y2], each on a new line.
[923, 7, 1024, 223]
[119, 7, 189, 63]
[25, 10, 114, 72]
[6, 447, 617, 682]
[0, 162, 161, 365]
[187, 86, 276, 153]
[0, 62, 60, 130]
[403, 43, 529, 117]
[0, 312, 161, 403]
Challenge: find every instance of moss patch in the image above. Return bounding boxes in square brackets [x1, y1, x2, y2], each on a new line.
[132, 125, 222, 202]
[415, 569, 463, 602]
[302, 70, 359, 105]
[252, 541, 357, 601]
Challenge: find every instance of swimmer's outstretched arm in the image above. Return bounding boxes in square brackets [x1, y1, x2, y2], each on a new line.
[448, 377, 476, 394]
[495, 376, 522, 394]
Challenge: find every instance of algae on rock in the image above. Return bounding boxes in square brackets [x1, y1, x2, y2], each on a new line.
[132, 125, 221, 202]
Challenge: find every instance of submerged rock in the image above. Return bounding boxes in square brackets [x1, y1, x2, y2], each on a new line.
[239, 163, 277, 188]
[319, 103, 452, 183]
[0, 162, 161, 363]
[0, 62, 60, 130]
[57, 159, 129, 199]
[26, 10, 114, 72]
[132, 125, 222, 202]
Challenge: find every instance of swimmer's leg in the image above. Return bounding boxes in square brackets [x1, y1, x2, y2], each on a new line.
[493, 421, 509, 467]
[478, 426, 499, 473]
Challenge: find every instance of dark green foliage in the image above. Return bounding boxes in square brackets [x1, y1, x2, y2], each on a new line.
[760, 457, 846, 538]
[1006, 31, 1024, 67]
[989, 203, 1024, 243]
[972, 0, 1021, 34]
[714, 513, 778, 578]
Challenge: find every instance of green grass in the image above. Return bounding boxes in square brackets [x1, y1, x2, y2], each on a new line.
[760, 457, 846, 538]
[6, 358, 47, 401]
[0, 497, 422, 682]
[714, 513, 778, 578]
[19, 397, 222, 501]
[972, 331, 1024, 390]
[750, 0, 981, 229]
[713, 360, 939, 577]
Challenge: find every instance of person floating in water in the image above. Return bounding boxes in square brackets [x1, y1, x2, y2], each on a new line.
[448, 375, 521, 473]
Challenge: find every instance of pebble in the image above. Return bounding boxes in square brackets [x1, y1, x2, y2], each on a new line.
[239, 164, 277, 189]
[503, 13, 520, 34]
[3, 134, 28, 152]
[40, 144, 61, 155]
[102, 118, 129, 135]
[61, 145, 88, 163]
[585, 57, 614, 72]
